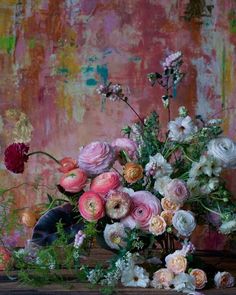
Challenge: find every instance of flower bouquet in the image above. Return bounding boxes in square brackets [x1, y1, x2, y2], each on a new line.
[1, 52, 236, 294]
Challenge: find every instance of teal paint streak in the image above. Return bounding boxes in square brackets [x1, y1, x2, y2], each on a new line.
[97, 64, 108, 83]
[86, 78, 97, 86]
[81, 65, 94, 74]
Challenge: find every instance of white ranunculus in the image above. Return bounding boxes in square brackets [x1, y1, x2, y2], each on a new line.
[173, 210, 196, 237]
[121, 265, 149, 287]
[103, 223, 127, 250]
[145, 153, 173, 178]
[154, 176, 171, 195]
[168, 116, 197, 142]
[171, 272, 196, 293]
[207, 137, 236, 168]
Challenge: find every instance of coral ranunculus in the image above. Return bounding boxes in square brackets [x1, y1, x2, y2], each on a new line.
[78, 191, 105, 221]
[121, 191, 161, 230]
[58, 157, 77, 173]
[78, 141, 115, 177]
[0, 247, 11, 271]
[4, 143, 29, 173]
[123, 162, 143, 183]
[90, 172, 120, 197]
[60, 168, 87, 193]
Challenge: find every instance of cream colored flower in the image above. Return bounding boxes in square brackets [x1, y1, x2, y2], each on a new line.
[161, 197, 181, 211]
[214, 271, 235, 288]
[160, 210, 174, 226]
[151, 268, 174, 289]
[190, 268, 207, 289]
[121, 265, 149, 287]
[103, 223, 126, 250]
[165, 252, 187, 274]
[149, 215, 166, 236]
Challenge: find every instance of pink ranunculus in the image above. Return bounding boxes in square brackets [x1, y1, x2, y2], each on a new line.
[90, 171, 120, 197]
[58, 157, 77, 173]
[164, 179, 189, 205]
[78, 191, 105, 221]
[59, 168, 87, 193]
[78, 141, 115, 177]
[111, 138, 137, 160]
[121, 191, 161, 230]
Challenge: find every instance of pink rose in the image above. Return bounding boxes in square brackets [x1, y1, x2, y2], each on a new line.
[214, 271, 235, 288]
[78, 141, 115, 177]
[190, 269, 207, 289]
[78, 191, 105, 221]
[90, 172, 120, 197]
[60, 168, 87, 193]
[121, 191, 161, 230]
[58, 157, 77, 173]
[164, 179, 189, 204]
[165, 251, 187, 274]
[151, 268, 174, 289]
[111, 138, 137, 161]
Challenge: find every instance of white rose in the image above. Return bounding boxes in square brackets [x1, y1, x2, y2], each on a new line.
[172, 210, 196, 237]
[207, 138, 236, 168]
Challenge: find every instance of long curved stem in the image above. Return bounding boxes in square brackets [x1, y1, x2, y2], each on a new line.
[27, 151, 60, 165]
[120, 97, 145, 126]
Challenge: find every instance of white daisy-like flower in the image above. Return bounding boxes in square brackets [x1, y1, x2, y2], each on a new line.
[154, 176, 171, 195]
[103, 223, 127, 250]
[200, 177, 219, 194]
[187, 178, 200, 196]
[168, 116, 197, 142]
[172, 272, 196, 293]
[189, 155, 221, 179]
[219, 219, 236, 234]
[145, 153, 173, 178]
[121, 265, 149, 287]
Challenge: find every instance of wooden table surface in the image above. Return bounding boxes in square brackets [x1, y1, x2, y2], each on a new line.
[0, 248, 236, 294]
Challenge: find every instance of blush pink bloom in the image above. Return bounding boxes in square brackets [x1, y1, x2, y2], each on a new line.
[78, 141, 115, 177]
[151, 268, 174, 289]
[164, 179, 189, 205]
[58, 157, 77, 173]
[121, 191, 161, 230]
[78, 191, 105, 222]
[90, 172, 120, 197]
[59, 168, 87, 193]
[190, 269, 207, 289]
[111, 138, 137, 160]
[106, 190, 131, 219]
[165, 251, 187, 274]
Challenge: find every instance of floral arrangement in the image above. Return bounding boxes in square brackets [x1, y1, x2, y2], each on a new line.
[1, 52, 236, 294]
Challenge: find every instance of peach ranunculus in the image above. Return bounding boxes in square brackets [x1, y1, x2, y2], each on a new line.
[105, 190, 131, 219]
[58, 157, 77, 173]
[190, 268, 207, 289]
[121, 191, 161, 230]
[90, 172, 120, 197]
[165, 251, 187, 274]
[214, 271, 235, 288]
[60, 168, 87, 193]
[78, 191, 105, 222]
[151, 268, 174, 289]
[164, 179, 189, 205]
[111, 138, 137, 160]
[123, 162, 143, 183]
[78, 141, 115, 177]
[0, 247, 11, 271]
[149, 215, 166, 236]
[160, 210, 174, 226]
[21, 209, 38, 228]
[161, 197, 181, 211]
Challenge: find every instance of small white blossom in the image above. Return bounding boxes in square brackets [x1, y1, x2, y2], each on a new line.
[121, 265, 149, 288]
[168, 116, 197, 142]
[172, 272, 196, 293]
[145, 153, 173, 178]
[219, 219, 236, 234]
[154, 176, 171, 195]
[200, 178, 219, 194]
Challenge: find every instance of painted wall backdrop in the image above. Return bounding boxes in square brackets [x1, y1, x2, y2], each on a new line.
[0, 0, 236, 249]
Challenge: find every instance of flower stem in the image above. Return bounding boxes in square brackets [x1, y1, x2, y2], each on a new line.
[27, 151, 60, 165]
[199, 201, 222, 217]
[120, 97, 145, 126]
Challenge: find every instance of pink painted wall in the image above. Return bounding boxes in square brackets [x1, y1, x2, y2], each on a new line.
[1, 0, 236, 249]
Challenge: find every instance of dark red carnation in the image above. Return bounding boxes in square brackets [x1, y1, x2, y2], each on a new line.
[4, 143, 29, 173]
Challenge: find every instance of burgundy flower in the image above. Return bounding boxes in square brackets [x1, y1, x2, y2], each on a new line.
[4, 143, 29, 173]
